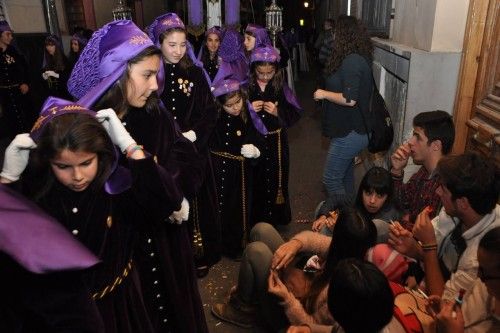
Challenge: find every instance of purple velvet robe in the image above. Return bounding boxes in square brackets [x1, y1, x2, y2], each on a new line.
[160, 62, 222, 268]
[248, 82, 302, 225]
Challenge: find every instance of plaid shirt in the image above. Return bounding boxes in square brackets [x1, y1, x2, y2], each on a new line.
[393, 166, 442, 230]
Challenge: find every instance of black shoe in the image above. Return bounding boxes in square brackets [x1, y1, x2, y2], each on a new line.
[211, 303, 255, 329]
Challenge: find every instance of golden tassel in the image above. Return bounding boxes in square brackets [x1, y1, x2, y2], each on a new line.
[191, 198, 204, 258]
[276, 187, 285, 204]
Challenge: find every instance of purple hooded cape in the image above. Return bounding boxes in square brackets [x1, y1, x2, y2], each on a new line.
[0, 184, 99, 274]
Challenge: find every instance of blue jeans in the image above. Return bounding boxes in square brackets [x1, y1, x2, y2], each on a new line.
[323, 130, 368, 196]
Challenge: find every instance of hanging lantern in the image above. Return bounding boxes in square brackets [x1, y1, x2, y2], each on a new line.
[112, 0, 132, 21]
[265, 0, 283, 47]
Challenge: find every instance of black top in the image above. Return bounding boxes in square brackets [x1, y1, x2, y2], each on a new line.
[0, 45, 30, 86]
[321, 53, 373, 138]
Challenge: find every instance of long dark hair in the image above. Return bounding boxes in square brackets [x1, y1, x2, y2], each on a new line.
[249, 61, 284, 93]
[159, 28, 194, 70]
[28, 113, 115, 201]
[93, 46, 163, 118]
[304, 207, 377, 313]
[43, 39, 67, 72]
[325, 15, 373, 74]
[355, 167, 394, 220]
[215, 89, 248, 123]
[328, 259, 394, 333]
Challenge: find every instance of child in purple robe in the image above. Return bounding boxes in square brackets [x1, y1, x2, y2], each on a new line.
[248, 46, 302, 226]
[1, 96, 177, 332]
[148, 13, 221, 277]
[209, 78, 266, 259]
[66, 20, 208, 332]
[198, 26, 222, 81]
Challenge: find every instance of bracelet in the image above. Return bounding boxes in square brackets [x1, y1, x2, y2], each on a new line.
[420, 243, 438, 251]
[126, 145, 143, 158]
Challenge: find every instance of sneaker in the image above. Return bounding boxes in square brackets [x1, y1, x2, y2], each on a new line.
[211, 303, 255, 329]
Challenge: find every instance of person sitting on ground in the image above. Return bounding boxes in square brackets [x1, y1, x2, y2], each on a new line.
[313, 166, 401, 241]
[288, 258, 395, 333]
[389, 152, 500, 332]
[390, 110, 455, 230]
[211, 207, 377, 331]
[427, 226, 500, 333]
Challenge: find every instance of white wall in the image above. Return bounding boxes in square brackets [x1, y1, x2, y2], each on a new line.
[392, 0, 469, 52]
[5, 0, 46, 33]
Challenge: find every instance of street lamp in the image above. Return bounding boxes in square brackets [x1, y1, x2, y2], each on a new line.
[304, 2, 309, 8]
[265, 0, 283, 47]
[112, 0, 132, 21]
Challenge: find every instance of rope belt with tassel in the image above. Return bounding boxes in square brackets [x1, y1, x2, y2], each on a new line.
[266, 128, 285, 204]
[191, 197, 204, 258]
[92, 259, 133, 300]
[211, 151, 248, 248]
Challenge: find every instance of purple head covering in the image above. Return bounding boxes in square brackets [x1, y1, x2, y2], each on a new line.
[212, 78, 268, 135]
[219, 29, 245, 63]
[208, 29, 248, 86]
[205, 25, 223, 39]
[71, 33, 88, 49]
[0, 184, 99, 274]
[250, 45, 281, 64]
[197, 26, 223, 61]
[147, 13, 210, 84]
[245, 23, 272, 49]
[30, 97, 95, 143]
[147, 12, 185, 47]
[0, 20, 12, 33]
[45, 34, 62, 47]
[212, 78, 240, 98]
[30, 96, 132, 194]
[67, 20, 155, 108]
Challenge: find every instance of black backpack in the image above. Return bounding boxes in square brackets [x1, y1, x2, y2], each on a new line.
[359, 77, 394, 153]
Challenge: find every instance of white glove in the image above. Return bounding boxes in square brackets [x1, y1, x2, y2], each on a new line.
[42, 72, 49, 80]
[169, 197, 189, 224]
[96, 108, 136, 153]
[0, 133, 37, 182]
[46, 70, 59, 78]
[241, 144, 261, 158]
[182, 130, 197, 143]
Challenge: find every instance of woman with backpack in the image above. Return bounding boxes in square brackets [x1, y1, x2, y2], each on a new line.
[313, 15, 373, 200]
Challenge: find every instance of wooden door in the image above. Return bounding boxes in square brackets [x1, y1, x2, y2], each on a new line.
[454, 0, 499, 166]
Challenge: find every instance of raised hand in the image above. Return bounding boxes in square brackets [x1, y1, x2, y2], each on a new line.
[96, 108, 136, 153]
[1, 133, 37, 182]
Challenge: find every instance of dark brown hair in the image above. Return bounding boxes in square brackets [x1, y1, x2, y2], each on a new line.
[304, 207, 377, 314]
[325, 15, 373, 74]
[249, 61, 284, 93]
[437, 152, 499, 215]
[29, 113, 115, 201]
[43, 40, 67, 72]
[94, 46, 162, 118]
[215, 89, 248, 123]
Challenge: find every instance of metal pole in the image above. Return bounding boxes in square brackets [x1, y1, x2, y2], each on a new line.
[43, 0, 60, 36]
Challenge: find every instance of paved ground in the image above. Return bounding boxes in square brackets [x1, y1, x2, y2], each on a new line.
[198, 71, 330, 332]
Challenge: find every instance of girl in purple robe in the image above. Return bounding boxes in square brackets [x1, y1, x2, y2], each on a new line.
[209, 78, 266, 258]
[66, 20, 207, 332]
[148, 13, 221, 277]
[1, 96, 177, 332]
[67, 33, 88, 73]
[41, 35, 69, 99]
[248, 46, 302, 226]
[198, 26, 222, 81]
